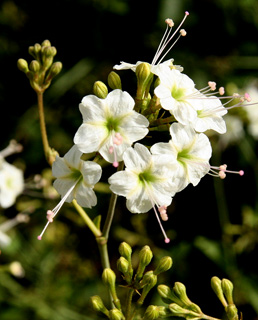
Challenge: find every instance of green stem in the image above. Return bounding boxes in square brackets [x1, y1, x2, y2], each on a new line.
[37, 91, 50, 163]
[125, 288, 134, 320]
[72, 199, 102, 238]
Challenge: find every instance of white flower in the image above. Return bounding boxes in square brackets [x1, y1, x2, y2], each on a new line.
[151, 123, 212, 191]
[109, 143, 179, 243]
[191, 96, 227, 134]
[0, 159, 24, 208]
[38, 145, 102, 240]
[74, 89, 149, 167]
[154, 68, 201, 125]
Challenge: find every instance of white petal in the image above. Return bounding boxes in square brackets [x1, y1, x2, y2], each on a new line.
[63, 145, 82, 169]
[81, 161, 102, 186]
[73, 182, 97, 208]
[74, 123, 107, 153]
[109, 171, 138, 197]
[123, 144, 151, 171]
[79, 95, 106, 122]
[106, 90, 135, 115]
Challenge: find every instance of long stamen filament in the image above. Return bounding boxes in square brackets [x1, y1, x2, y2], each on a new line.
[37, 178, 80, 240]
[152, 11, 189, 65]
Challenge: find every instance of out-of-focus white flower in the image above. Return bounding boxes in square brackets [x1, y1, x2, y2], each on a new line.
[109, 143, 179, 243]
[244, 82, 258, 139]
[151, 123, 212, 191]
[74, 89, 149, 167]
[0, 159, 24, 208]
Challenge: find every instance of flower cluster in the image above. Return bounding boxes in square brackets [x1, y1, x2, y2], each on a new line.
[38, 11, 252, 242]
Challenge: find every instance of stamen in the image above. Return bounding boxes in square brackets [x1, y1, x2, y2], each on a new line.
[209, 164, 244, 179]
[165, 18, 174, 28]
[37, 178, 80, 240]
[151, 11, 189, 65]
[109, 132, 123, 167]
[145, 184, 170, 243]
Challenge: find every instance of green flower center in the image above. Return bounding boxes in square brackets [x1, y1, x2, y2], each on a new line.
[177, 149, 192, 164]
[70, 169, 82, 181]
[105, 117, 120, 132]
[171, 85, 186, 101]
[138, 168, 157, 184]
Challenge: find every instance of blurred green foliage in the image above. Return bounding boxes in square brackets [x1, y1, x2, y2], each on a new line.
[0, 0, 258, 319]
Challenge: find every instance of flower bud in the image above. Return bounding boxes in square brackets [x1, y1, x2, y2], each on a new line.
[118, 242, 132, 261]
[157, 284, 176, 304]
[33, 43, 41, 55]
[137, 271, 157, 305]
[153, 256, 173, 275]
[173, 282, 192, 307]
[169, 303, 200, 319]
[221, 279, 234, 305]
[41, 39, 51, 47]
[136, 62, 153, 99]
[102, 268, 121, 310]
[108, 71, 122, 90]
[143, 305, 160, 320]
[136, 62, 151, 83]
[117, 256, 129, 274]
[225, 304, 239, 320]
[45, 62, 62, 82]
[211, 276, 228, 307]
[17, 59, 29, 73]
[109, 308, 125, 320]
[93, 81, 108, 99]
[135, 245, 153, 282]
[102, 268, 116, 288]
[29, 60, 40, 73]
[90, 295, 109, 316]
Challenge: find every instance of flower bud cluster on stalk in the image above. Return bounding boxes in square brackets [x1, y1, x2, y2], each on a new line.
[90, 242, 173, 319]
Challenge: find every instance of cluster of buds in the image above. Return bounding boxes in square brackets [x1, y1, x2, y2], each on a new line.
[90, 242, 173, 319]
[17, 40, 62, 93]
[211, 276, 240, 320]
[140, 277, 240, 320]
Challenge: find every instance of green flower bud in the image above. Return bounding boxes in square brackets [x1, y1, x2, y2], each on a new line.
[143, 305, 160, 320]
[118, 242, 132, 261]
[117, 257, 129, 274]
[108, 71, 122, 90]
[33, 43, 41, 55]
[225, 304, 239, 320]
[136, 62, 151, 83]
[93, 81, 108, 98]
[211, 276, 228, 307]
[173, 282, 192, 307]
[17, 59, 29, 73]
[109, 308, 125, 320]
[41, 39, 51, 47]
[90, 295, 109, 316]
[135, 245, 153, 281]
[169, 303, 200, 319]
[29, 60, 40, 73]
[137, 271, 157, 305]
[136, 62, 153, 99]
[153, 256, 173, 275]
[102, 268, 121, 310]
[221, 279, 234, 305]
[45, 62, 62, 82]
[102, 268, 116, 288]
[157, 284, 176, 304]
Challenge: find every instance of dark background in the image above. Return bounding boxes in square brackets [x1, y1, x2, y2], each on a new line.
[0, 0, 258, 319]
